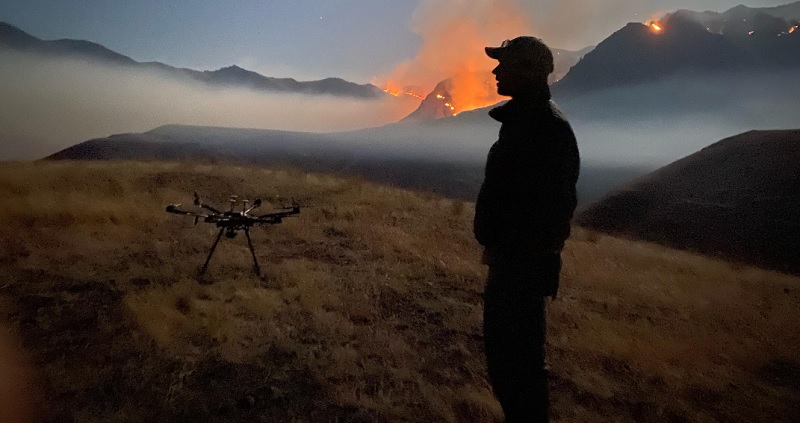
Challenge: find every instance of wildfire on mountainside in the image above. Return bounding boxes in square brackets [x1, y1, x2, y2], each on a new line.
[381, 82, 425, 100]
[789, 26, 797, 34]
[383, 89, 425, 100]
[397, 78, 479, 121]
[382, 73, 500, 117]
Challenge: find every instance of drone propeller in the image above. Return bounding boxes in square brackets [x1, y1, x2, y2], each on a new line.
[166, 204, 204, 216]
[193, 191, 222, 214]
[166, 204, 208, 224]
[254, 200, 301, 223]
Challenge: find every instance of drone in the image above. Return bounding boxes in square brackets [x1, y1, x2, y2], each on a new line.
[166, 192, 300, 276]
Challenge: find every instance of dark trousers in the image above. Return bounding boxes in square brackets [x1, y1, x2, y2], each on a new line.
[483, 254, 559, 423]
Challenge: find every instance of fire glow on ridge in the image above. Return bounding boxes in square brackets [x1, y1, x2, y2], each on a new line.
[650, 21, 664, 33]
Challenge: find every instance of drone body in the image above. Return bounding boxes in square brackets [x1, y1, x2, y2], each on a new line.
[166, 192, 300, 275]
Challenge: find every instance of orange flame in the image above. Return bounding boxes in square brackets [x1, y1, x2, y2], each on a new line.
[789, 26, 796, 34]
[650, 22, 663, 32]
[372, 0, 534, 115]
[381, 81, 403, 97]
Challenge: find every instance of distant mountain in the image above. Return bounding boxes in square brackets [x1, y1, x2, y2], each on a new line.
[553, 4, 800, 95]
[663, 4, 798, 38]
[550, 46, 594, 84]
[0, 21, 385, 99]
[0, 21, 137, 65]
[576, 129, 800, 275]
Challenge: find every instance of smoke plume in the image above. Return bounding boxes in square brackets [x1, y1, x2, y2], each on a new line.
[373, 0, 536, 113]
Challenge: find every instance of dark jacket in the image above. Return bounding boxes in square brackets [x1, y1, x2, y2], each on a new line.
[474, 90, 580, 259]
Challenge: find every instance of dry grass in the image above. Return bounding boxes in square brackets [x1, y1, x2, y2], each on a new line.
[0, 160, 798, 422]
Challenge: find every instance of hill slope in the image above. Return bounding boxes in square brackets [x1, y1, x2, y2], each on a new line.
[45, 124, 649, 206]
[0, 161, 798, 422]
[576, 129, 800, 275]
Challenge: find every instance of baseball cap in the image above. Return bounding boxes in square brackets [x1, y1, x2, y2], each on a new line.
[485, 36, 554, 74]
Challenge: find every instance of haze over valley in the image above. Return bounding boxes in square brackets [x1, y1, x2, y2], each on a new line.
[0, 47, 419, 160]
[3, 2, 799, 179]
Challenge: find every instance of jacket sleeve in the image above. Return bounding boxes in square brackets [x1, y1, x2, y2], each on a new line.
[473, 142, 501, 247]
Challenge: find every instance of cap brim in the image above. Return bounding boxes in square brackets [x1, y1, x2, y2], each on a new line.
[485, 46, 504, 60]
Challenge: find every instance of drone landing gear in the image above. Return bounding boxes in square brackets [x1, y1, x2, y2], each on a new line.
[244, 228, 262, 276]
[199, 227, 262, 276]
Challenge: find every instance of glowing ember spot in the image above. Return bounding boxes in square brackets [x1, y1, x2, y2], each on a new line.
[748, 31, 755, 35]
[650, 22, 663, 32]
[433, 94, 457, 113]
[405, 91, 425, 100]
[790, 26, 797, 34]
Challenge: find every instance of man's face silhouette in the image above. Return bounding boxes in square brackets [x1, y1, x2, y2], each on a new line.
[491, 59, 538, 97]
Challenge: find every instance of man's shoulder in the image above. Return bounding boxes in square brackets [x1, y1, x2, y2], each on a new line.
[547, 101, 573, 129]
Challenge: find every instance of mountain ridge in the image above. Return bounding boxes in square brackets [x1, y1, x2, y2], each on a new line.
[553, 18, 799, 95]
[0, 21, 385, 99]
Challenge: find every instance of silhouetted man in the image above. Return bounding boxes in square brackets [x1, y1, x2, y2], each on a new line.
[474, 36, 580, 422]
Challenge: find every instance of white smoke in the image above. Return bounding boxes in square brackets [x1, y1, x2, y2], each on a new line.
[0, 50, 419, 160]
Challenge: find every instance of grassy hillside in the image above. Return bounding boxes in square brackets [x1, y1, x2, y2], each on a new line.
[577, 129, 800, 276]
[0, 161, 798, 422]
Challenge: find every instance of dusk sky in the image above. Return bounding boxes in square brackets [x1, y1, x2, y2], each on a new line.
[0, 0, 792, 84]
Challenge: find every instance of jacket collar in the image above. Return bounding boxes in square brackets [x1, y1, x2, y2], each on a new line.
[488, 84, 552, 123]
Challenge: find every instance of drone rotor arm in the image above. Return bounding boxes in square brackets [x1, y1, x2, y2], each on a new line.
[199, 203, 222, 214]
[256, 205, 300, 220]
[166, 204, 211, 220]
[253, 215, 280, 225]
[271, 210, 299, 219]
